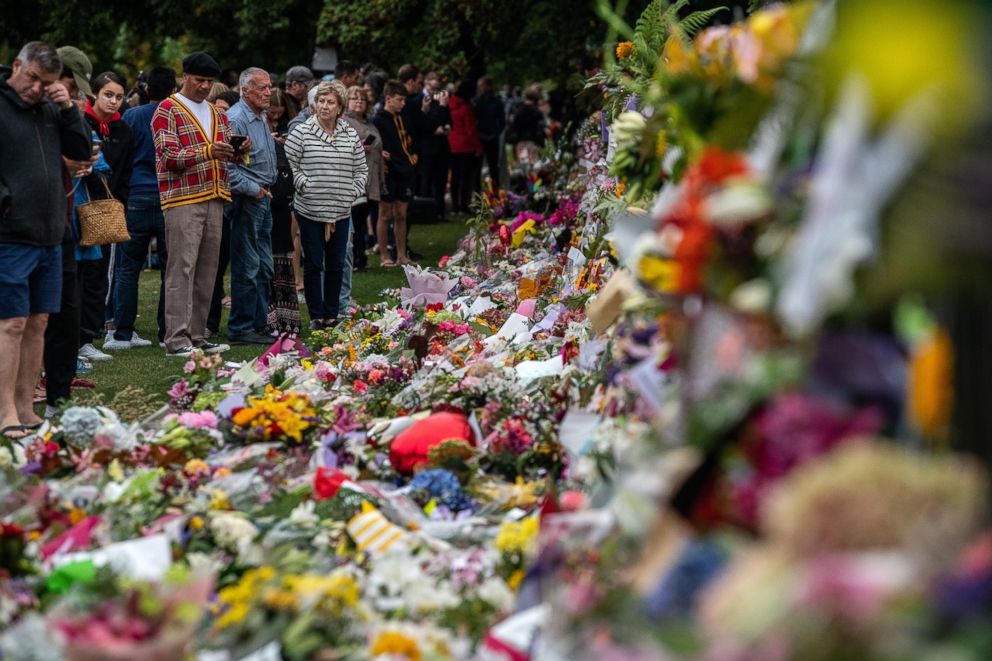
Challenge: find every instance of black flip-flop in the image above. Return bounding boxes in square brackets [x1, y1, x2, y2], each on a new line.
[1, 425, 33, 440]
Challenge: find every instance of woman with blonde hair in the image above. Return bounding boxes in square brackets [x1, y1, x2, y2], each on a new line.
[343, 84, 384, 273]
[285, 81, 368, 330]
[206, 80, 229, 104]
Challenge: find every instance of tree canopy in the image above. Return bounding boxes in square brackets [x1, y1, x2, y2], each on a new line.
[1, 0, 656, 89]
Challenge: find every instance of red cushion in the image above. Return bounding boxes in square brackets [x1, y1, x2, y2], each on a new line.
[389, 412, 475, 475]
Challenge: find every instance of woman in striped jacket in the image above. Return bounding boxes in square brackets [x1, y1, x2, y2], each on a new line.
[285, 81, 368, 330]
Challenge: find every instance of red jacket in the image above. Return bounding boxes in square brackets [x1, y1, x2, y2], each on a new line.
[447, 96, 482, 155]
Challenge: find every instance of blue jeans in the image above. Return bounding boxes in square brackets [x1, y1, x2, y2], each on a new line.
[297, 213, 350, 320]
[339, 213, 354, 314]
[227, 195, 273, 336]
[113, 193, 166, 341]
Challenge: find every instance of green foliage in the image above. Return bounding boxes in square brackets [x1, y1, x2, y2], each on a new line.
[586, 0, 727, 124]
[1, 0, 322, 82]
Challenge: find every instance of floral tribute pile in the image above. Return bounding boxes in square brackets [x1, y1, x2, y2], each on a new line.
[3, 2, 992, 660]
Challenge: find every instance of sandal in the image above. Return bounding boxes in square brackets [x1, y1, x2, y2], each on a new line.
[380, 259, 397, 268]
[1, 425, 34, 440]
[398, 257, 418, 266]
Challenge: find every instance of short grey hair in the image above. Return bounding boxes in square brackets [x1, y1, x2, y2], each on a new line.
[16, 41, 61, 75]
[239, 67, 270, 95]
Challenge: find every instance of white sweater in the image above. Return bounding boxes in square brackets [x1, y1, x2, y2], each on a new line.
[285, 116, 368, 223]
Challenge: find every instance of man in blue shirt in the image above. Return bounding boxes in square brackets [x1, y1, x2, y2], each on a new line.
[225, 67, 277, 344]
[105, 66, 176, 351]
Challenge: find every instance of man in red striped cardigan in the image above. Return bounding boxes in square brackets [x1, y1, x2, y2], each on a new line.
[153, 52, 248, 357]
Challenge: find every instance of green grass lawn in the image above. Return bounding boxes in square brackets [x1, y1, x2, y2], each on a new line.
[75, 217, 469, 411]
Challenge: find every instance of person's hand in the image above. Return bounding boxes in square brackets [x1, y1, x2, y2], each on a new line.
[211, 141, 235, 161]
[242, 136, 253, 154]
[323, 222, 334, 242]
[421, 95, 431, 112]
[63, 157, 92, 178]
[437, 90, 450, 107]
[272, 132, 286, 145]
[45, 81, 73, 110]
[256, 186, 271, 200]
[382, 150, 391, 160]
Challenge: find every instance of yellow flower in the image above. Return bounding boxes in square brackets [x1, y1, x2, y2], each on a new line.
[370, 631, 421, 661]
[300, 358, 314, 371]
[215, 601, 249, 628]
[495, 516, 539, 556]
[68, 508, 87, 525]
[507, 569, 525, 592]
[637, 255, 680, 292]
[263, 587, 298, 611]
[654, 130, 668, 159]
[614, 180, 626, 198]
[107, 459, 124, 483]
[184, 459, 209, 477]
[189, 515, 204, 530]
[210, 489, 231, 510]
[662, 34, 699, 76]
[284, 571, 361, 611]
[829, 0, 985, 130]
[615, 40, 635, 61]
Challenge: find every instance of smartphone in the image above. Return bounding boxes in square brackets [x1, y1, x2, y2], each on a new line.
[363, 134, 376, 146]
[229, 135, 248, 154]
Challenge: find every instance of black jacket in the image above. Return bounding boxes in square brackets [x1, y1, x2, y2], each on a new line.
[373, 109, 417, 176]
[472, 93, 506, 139]
[83, 111, 134, 205]
[508, 103, 545, 146]
[0, 73, 91, 246]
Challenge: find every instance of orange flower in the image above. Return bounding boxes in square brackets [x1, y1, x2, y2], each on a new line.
[908, 329, 953, 443]
[615, 41, 635, 60]
[696, 147, 749, 184]
[232, 407, 259, 426]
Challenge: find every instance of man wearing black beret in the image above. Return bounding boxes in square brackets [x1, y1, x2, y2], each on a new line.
[152, 51, 250, 357]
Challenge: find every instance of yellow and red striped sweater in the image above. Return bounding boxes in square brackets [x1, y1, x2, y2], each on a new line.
[152, 95, 232, 210]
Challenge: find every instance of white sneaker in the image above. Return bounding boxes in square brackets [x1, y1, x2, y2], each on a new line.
[79, 343, 112, 361]
[129, 332, 153, 347]
[102, 336, 132, 350]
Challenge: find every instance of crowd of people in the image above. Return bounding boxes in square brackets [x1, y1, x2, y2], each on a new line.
[0, 40, 560, 436]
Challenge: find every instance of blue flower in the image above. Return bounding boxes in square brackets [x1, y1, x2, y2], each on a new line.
[410, 469, 475, 512]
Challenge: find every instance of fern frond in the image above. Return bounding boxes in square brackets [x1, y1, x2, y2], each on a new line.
[679, 7, 729, 37]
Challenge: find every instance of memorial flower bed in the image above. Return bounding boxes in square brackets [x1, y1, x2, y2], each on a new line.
[3, 1, 991, 659]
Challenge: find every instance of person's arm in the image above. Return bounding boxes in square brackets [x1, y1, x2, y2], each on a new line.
[352, 132, 369, 202]
[152, 104, 216, 171]
[117, 126, 135, 205]
[58, 104, 92, 161]
[284, 125, 309, 192]
[225, 109, 260, 197]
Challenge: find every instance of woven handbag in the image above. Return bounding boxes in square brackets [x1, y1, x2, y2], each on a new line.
[77, 177, 130, 246]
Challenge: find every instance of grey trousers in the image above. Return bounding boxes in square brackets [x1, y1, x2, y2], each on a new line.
[163, 199, 224, 351]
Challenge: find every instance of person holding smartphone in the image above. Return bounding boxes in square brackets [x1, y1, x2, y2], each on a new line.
[343, 85, 384, 277]
[152, 51, 244, 357]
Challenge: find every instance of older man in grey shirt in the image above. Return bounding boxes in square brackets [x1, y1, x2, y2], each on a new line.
[225, 67, 278, 344]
